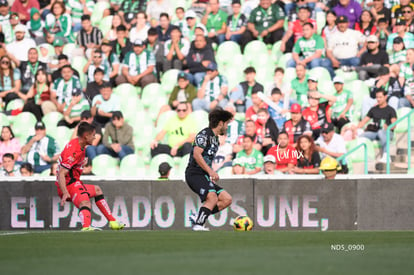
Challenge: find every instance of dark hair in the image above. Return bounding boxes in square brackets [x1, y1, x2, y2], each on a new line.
[271, 87, 281, 95]
[77, 122, 95, 137]
[100, 82, 112, 90]
[0, 125, 15, 141]
[0, 55, 14, 88]
[20, 162, 33, 173]
[58, 54, 68, 61]
[208, 108, 233, 128]
[116, 25, 127, 32]
[296, 135, 316, 163]
[159, 12, 169, 20]
[378, 18, 388, 25]
[245, 119, 255, 126]
[278, 131, 289, 138]
[243, 135, 254, 142]
[274, 67, 284, 74]
[325, 10, 337, 26]
[302, 22, 314, 29]
[147, 27, 158, 36]
[61, 64, 73, 71]
[51, 1, 66, 15]
[35, 69, 50, 89]
[94, 67, 105, 75]
[3, 153, 14, 160]
[170, 25, 181, 32]
[244, 67, 256, 74]
[137, 11, 147, 20]
[81, 14, 91, 21]
[375, 88, 387, 96]
[176, 7, 184, 12]
[257, 108, 269, 115]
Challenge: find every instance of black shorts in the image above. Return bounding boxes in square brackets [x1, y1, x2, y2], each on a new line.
[185, 171, 224, 202]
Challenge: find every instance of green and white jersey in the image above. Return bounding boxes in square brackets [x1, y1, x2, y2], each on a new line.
[64, 97, 90, 118]
[0, 164, 21, 177]
[226, 119, 244, 144]
[86, 63, 111, 83]
[236, 148, 263, 172]
[389, 49, 406, 65]
[293, 34, 325, 58]
[52, 76, 83, 105]
[25, 135, 59, 167]
[200, 75, 228, 102]
[248, 3, 284, 33]
[332, 89, 353, 117]
[399, 62, 414, 81]
[164, 38, 190, 57]
[67, 0, 95, 24]
[0, 12, 10, 27]
[181, 23, 207, 42]
[122, 50, 156, 76]
[2, 23, 14, 44]
[206, 10, 228, 32]
[291, 75, 309, 107]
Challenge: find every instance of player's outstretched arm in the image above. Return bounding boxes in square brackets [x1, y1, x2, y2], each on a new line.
[57, 167, 71, 206]
[193, 146, 219, 182]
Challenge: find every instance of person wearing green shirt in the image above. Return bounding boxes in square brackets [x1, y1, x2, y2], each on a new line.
[151, 102, 197, 157]
[331, 76, 353, 131]
[236, 135, 263, 175]
[287, 22, 334, 78]
[240, 0, 285, 50]
[57, 88, 90, 128]
[290, 64, 309, 107]
[201, 0, 227, 44]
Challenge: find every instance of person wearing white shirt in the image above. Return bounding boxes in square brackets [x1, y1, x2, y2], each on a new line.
[5, 24, 36, 62]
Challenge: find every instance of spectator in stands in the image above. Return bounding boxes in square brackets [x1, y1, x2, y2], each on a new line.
[0, 126, 22, 165]
[118, 39, 157, 88]
[283, 103, 313, 146]
[193, 62, 228, 112]
[85, 68, 110, 103]
[0, 55, 22, 110]
[390, 0, 414, 26]
[57, 87, 90, 129]
[403, 6, 414, 34]
[331, 76, 353, 132]
[66, 0, 94, 32]
[51, 65, 83, 113]
[246, 91, 267, 122]
[146, 27, 164, 79]
[370, 0, 391, 25]
[234, 119, 262, 154]
[71, 110, 102, 160]
[229, 66, 264, 113]
[97, 111, 134, 160]
[362, 66, 390, 117]
[292, 134, 321, 174]
[280, 6, 316, 53]
[388, 64, 414, 109]
[268, 88, 288, 129]
[377, 18, 390, 51]
[76, 15, 103, 55]
[158, 162, 171, 180]
[225, 0, 247, 43]
[231, 158, 245, 175]
[21, 121, 60, 173]
[163, 26, 190, 71]
[156, 72, 197, 124]
[358, 88, 397, 163]
[303, 90, 336, 139]
[181, 10, 207, 42]
[333, 0, 362, 28]
[355, 10, 377, 38]
[13, 47, 47, 95]
[355, 35, 389, 80]
[266, 67, 285, 96]
[320, 156, 340, 179]
[100, 39, 120, 85]
[51, 54, 80, 83]
[129, 11, 149, 44]
[51, 37, 64, 59]
[49, 161, 58, 176]
[290, 64, 309, 107]
[386, 19, 414, 51]
[156, 12, 173, 42]
[6, 24, 36, 62]
[240, 0, 285, 51]
[91, 82, 121, 129]
[327, 15, 366, 69]
[267, 131, 297, 173]
[315, 122, 348, 172]
[151, 102, 196, 157]
[202, 0, 227, 45]
[26, 8, 45, 44]
[119, 0, 146, 27]
[111, 25, 133, 63]
[389, 36, 407, 65]
[255, 108, 279, 155]
[20, 162, 33, 176]
[321, 10, 338, 47]
[11, 0, 39, 24]
[44, 1, 73, 42]
[225, 102, 244, 145]
[186, 34, 215, 86]
[398, 48, 414, 87]
[147, 0, 172, 23]
[83, 50, 110, 84]
[212, 135, 233, 172]
[262, 154, 280, 175]
[236, 135, 264, 175]
[287, 22, 334, 78]
[2, 12, 20, 45]
[104, 13, 123, 41]
[0, 153, 21, 176]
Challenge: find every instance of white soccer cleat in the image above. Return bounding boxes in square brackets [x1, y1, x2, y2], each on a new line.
[189, 212, 197, 226]
[192, 224, 210, 231]
[81, 226, 102, 232]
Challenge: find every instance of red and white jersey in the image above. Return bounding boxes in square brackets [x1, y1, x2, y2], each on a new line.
[55, 138, 86, 186]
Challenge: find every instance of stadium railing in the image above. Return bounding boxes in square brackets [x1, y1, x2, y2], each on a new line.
[337, 143, 368, 175]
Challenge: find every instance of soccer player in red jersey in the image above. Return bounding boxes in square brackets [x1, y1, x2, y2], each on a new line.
[56, 122, 124, 231]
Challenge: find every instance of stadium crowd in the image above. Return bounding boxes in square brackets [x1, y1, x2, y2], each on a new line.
[0, 0, 411, 177]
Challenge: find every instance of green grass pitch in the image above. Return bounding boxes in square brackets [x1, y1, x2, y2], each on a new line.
[1, 230, 414, 275]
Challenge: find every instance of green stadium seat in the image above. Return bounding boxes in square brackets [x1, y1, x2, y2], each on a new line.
[190, 110, 209, 132]
[0, 113, 10, 127]
[37, 43, 55, 58]
[42, 112, 63, 130]
[149, 154, 174, 177]
[5, 99, 24, 111]
[244, 40, 267, 63]
[91, 2, 110, 26]
[40, 169, 51, 176]
[49, 126, 73, 150]
[345, 137, 376, 163]
[222, 69, 244, 91]
[119, 154, 146, 177]
[395, 107, 413, 133]
[216, 41, 241, 65]
[316, 11, 326, 35]
[134, 121, 155, 150]
[63, 43, 77, 58]
[282, 67, 297, 83]
[92, 154, 119, 176]
[10, 112, 37, 141]
[71, 56, 87, 86]
[160, 69, 180, 94]
[277, 53, 292, 69]
[157, 110, 176, 130]
[218, 166, 233, 177]
[334, 68, 358, 82]
[177, 154, 190, 175]
[113, 83, 140, 97]
[142, 83, 162, 108]
[318, 80, 335, 96]
[98, 15, 113, 35]
[310, 67, 331, 82]
[271, 41, 283, 65]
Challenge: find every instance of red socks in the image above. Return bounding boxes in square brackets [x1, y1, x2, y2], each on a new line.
[95, 195, 116, 222]
[79, 207, 91, 228]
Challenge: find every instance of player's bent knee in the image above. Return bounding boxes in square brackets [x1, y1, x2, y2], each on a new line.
[95, 185, 103, 195]
[206, 192, 219, 204]
[78, 200, 91, 209]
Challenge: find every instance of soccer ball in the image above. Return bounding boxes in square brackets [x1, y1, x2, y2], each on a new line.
[233, 216, 254, 231]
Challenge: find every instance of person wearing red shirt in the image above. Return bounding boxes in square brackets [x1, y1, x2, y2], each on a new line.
[245, 90, 268, 122]
[56, 122, 125, 231]
[266, 131, 297, 173]
[302, 90, 336, 139]
[282, 103, 312, 146]
[11, 0, 39, 24]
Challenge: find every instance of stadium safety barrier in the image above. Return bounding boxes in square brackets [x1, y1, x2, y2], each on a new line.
[337, 143, 368, 175]
[1, 178, 414, 231]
